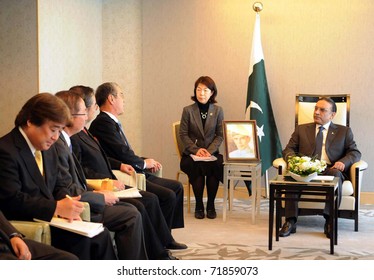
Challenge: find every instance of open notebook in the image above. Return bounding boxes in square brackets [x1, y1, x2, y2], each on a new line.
[114, 187, 142, 198]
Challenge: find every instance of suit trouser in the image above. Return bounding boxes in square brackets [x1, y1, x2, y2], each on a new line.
[50, 227, 116, 260]
[0, 238, 78, 260]
[146, 174, 185, 229]
[285, 168, 345, 221]
[121, 191, 173, 259]
[102, 202, 148, 260]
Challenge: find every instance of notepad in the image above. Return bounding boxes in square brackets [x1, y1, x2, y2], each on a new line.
[190, 154, 217, 162]
[113, 187, 142, 198]
[34, 218, 104, 238]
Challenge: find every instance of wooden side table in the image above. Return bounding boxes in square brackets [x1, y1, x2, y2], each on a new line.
[268, 176, 339, 254]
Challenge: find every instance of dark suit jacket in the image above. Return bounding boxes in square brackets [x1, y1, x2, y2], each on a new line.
[0, 128, 67, 221]
[89, 111, 145, 172]
[179, 103, 224, 155]
[53, 136, 106, 217]
[71, 129, 120, 179]
[282, 122, 361, 174]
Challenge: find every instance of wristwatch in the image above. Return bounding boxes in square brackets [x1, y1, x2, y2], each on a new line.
[9, 233, 24, 239]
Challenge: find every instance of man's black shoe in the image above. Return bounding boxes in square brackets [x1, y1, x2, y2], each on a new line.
[158, 250, 179, 260]
[166, 241, 188, 250]
[279, 221, 297, 237]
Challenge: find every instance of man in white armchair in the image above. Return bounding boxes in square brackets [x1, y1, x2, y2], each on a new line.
[279, 97, 361, 238]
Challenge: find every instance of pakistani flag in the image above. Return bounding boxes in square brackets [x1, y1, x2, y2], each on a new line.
[245, 13, 282, 175]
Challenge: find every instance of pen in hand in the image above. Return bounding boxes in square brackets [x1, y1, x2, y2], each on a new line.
[65, 194, 84, 221]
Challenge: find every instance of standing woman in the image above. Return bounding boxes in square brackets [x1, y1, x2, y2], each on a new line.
[179, 76, 224, 219]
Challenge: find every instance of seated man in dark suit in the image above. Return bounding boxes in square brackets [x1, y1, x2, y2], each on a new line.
[0, 93, 116, 260]
[279, 97, 361, 238]
[54, 90, 150, 260]
[55, 90, 180, 259]
[89, 82, 184, 231]
[69, 85, 186, 251]
[0, 211, 77, 260]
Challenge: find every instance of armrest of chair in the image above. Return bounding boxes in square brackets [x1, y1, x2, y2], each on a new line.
[350, 160, 368, 195]
[81, 202, 91, 222]
[273, 158, 287, 175]
[112, 170, 147, 191]
[10, 220, 51, 245]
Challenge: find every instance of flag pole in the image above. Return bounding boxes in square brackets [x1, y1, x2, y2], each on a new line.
[251, 2, 270, 198]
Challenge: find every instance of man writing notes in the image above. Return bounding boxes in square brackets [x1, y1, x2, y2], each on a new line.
[0, 93, 116, 259]
[89, 82, 185, 232]
[279, 97, 361, 238]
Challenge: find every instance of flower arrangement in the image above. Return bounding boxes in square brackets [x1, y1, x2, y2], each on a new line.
[287, 155, 327, 176]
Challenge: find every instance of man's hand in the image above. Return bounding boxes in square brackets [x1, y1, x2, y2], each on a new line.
[145, 158, 162, 172]
[120, 163, 135, 175]
[55, 195, 84, 222]
[113, 179, 125, 191]
[331, 161, 345, 172]
[96, 190, 119, 206]
[10, 237, 32, 260]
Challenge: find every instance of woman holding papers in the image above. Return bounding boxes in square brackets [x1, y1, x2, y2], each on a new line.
[179, 76, 224, 219]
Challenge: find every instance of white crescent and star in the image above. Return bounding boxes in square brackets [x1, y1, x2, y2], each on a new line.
[248, 101, 265, 142]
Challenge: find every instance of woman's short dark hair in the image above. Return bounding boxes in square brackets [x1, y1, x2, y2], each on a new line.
[191, 76, 218, 104]
[69, 85, 95, 108]
[15, 93, 71, 127]
[95, 82, 119, 107]
[319, 97, 337, 113]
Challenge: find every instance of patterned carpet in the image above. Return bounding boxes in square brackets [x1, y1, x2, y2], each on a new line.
[172, 198, 374, 260]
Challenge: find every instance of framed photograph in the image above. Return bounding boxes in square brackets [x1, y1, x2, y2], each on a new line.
[223, 120, 260, 162]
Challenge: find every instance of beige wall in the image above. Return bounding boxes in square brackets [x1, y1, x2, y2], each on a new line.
[102, 0, 143, 153]
[142, 0, 373, 191]
[0, 0, 38, 136]
[38, 0, 102, 93]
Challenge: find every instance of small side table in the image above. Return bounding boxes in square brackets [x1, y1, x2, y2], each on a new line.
[223, 162, 262, 223]
[268, 176, 339, 254]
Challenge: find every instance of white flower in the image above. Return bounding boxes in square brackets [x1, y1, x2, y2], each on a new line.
[287, 155, 327, 176]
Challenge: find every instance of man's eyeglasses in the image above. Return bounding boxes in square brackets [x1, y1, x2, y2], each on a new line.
[72, 113, 87, 116]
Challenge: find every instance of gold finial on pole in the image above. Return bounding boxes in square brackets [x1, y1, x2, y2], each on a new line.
[253, 2, 263, 13]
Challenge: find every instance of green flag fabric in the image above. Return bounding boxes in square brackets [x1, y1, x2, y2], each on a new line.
[245, 14, 282, 175]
